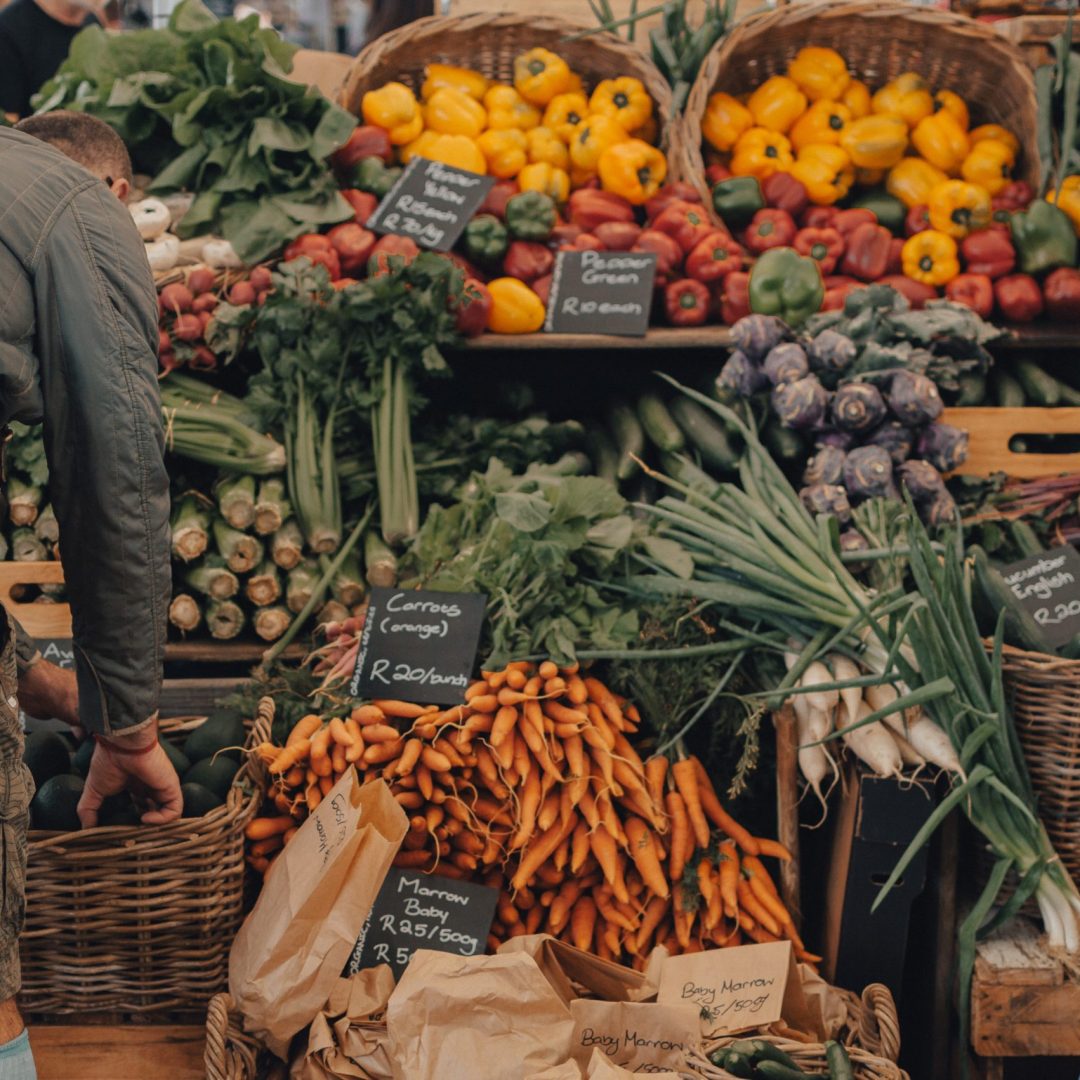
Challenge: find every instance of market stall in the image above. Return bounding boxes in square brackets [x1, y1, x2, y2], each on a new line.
[9, 1, 1080, 1077]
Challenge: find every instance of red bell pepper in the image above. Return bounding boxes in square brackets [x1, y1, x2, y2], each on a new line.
[550, 223, 583, 246]
[823, 281, 859, 311]
[341, 189, 379, 225]
[368, 234, 419, 275]
[479, 179, 520, 220]
[945, 273, 994, 318]
[327, 222, 376, 275]
[877, 275, 938, 310]
[802, 206, 838, 230]
[633, 229, 684, 283]
[705, 162, 732, 187]
[568, 189, 635, 231]
[454, 278, 492, 337]
[561, 233, 606, 252]
[840, 222, 892, 281]
[762, 172, 809, 218]
[665, 278, 710, 325]
[832, 208, 877, 239]
[503, 240, 554, 283]
[686, 231, 743, 283]
[824, 274, 859, 290]
[532, 273, 554, 307]
[332, 124, 393, 170]
[1043, 266, 1080, 321]
[994, 273, 1044, 322]
[645, 181, 702, 222]
[719, 270, 750, 324]
[961, 229, 1015, 280]
[285, 233, 341, 278]
[992, 180, 1034, 213]
[904, 205, 931, 237]
[743, 208, 797, 254]
[594, 221, 642, 251]
[885, 236, 905, 276]
[652, 200, 715, 252]
[793, 227, 844, 275]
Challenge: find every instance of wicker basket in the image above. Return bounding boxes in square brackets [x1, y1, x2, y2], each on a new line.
[685, 1042, 908, 1080]
[678, 0, 1039, 206]
[19, 701, 271, 1015]
[205, 993, 266, 1080]
[340, 12, 675, 151]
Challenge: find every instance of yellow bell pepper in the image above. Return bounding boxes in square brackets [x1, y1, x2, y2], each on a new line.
[790, 144, 854, 205]
[787, 45, 850, 103]
[513, 47, 572, 106]
[484, 85, 541, 131]
[421, 63, 489, 102]
[477, 128, 527, 179]
[886, 157, 949, 209]
[969, 124, 1020, 157]
[960, 140, 1014, 197]
[518, 162, 571, 203]
[597, 138, 667, 205]
[589, 76, 652, 134]
[569, 114, 629, 175]
[872, 72, 933, 129]
[421, 134, 487, 175]
[839, 115, 908, 170]
[400, 130, 439, 164]
[927, 179, 991, 238]
[526, 125, 569, 169]
[487, 277, 546, 334]
[730, 127, 794, 181]
[841, 79, 873, 119]
[789, 100, 851, 152]
[1047, 175, 1080, 235]
[856, 167, 886, 187]
[543, 92, 589, 143]
[361, 81, 423, 146]
[423, 87, 486, 138]
[934, 90, 969, 131]
[902, 230, 960, 286]
[702, 91, 753, 152]
[912, 110, 970, 175]
[747, 75, 807, 134]
[565, 71, 585, 96]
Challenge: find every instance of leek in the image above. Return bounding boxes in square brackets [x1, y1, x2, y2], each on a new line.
[270, 520, 304, 570]
[286, 559, 320, 614]
[206, 599, 245, 640]
[33, 504, 58, 545]
[364, 529, 397, 587]
[7, 478, 41, 527]
[168, 593, 201, 633]
[253, 605, 291, 642]
[254, 478, 290, 537]
[215, 474, 256, 530]
[171, 496, 210, 563]
[245, 559, 282, 607]
[184, 558, 239, 601]
[12, 528, 46, 562]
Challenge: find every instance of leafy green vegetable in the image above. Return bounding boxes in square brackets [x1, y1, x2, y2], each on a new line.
[33, 0, 356, 262]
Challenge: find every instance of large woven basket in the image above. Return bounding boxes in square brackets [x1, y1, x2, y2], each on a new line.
[340, 12, 675, 151]
[685, 1041, 908, 1080]
[678, 0, 1039, 206]
[205, 992, 266, 1080]
[19, 701, 270, 1015]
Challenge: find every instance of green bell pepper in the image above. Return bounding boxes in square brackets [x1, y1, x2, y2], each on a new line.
[748, 246, 824, 327]
[504, 191, 556, 241]
[849, 188, 906, 234]
[712, 175, 764, 229]
[1011, 199, 1078, 275]
[351, 157, 402, 199]
[462, 213, 509, 265]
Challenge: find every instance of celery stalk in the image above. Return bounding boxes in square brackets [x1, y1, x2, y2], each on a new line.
[184, 558, 239, 601]
[7, 477, 42, 527]
[331, 550, 365, 607]
[12, 528, 46, 562]
[206, 599, 245, 640]
[254, 478, 290, 536]
[171, 496, 211, 562]
[215, 475, 256, 530]
[286, 559, 320, 614]
[33, 504, 58, 545]
[213, 519, 262, 574]
[254, 605, 291, 642]
[168, 593, 202, 633]
[245, 558, 282, 607]
[318, 599, 350, 626]
[270, 520, 304, 570]
[364, 529, 397, 587]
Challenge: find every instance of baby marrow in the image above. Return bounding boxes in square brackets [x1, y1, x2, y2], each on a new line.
[585, 430, 619, 486]
[607, 402, 646, 482]
[991, 370, 1026, 408]
[825, 1040, 854, 1080]
[955, 371, 987, 406]
[669, 396, 741, 470]
[637, 393, 685, 454]
[1014, 359, 1060, 406]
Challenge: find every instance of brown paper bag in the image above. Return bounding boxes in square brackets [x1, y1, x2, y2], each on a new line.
[584, 1048, 684, 1079]
[229, 773, 407, 1057]
[526, 1063, 584, 1080]
[498, 934, 646, 1005]
[290, 966, 396, 1080]
[569, 999, 700, 1072]
[386, 949, 575, 1079]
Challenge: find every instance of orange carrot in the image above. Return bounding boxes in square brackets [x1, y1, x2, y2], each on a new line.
[351, 704, 386, 725]
[570, 820, 591, 873]
[595, 887, 637, 933]
[672, 758, 709, 849]
[420, 745, 453, 772]
[245, 816, 293, 840]
[549, 881, 583, 935]
[373, 700, 427, 719]
[538, 660, 558, 680]
[331, 742, 347, 774]
[589, 824, 620, 888]
[692, 756, 760, 855]
[328, 716, 354, 747]
[511, 820, 571, 891]
[718, 840, 739, 919]
[344, 718, 365, 763]
[489, 705, 518, 747]
[393, 850, 434, 868]
[505, 667, 527, 690]
[269, 739, 310, 774]
[510, 771, 542, 851]
[737, 879, 782, 936]
[755, 837, 793, 861]
[747, 871, 792, 927]
[363, 738, 404, 765]
[571, 896, 597, 952]
[363, 723, 402, 744]
[625, 816, 670, 899]
[665, 790, 690, 882]
[644, 755, 669, 810]
[565, 675, 588, 706]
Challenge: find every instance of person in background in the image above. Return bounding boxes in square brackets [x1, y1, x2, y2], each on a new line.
[362, 0, 429, 46]
[0, 0, 102, 118]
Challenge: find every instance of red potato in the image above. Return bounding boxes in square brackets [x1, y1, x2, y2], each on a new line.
[187, 267, 217, 294]
[229, 280, 257, 305]
[159, 283, 194, 313]
[172, 313, 203, 342]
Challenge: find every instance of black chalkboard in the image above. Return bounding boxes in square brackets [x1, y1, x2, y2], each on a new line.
[367, 156, 494, 251]
[344, 867, 498, 980]
[349, 587, 486, 705]
[35, 639, 74, 670]
[1001, 544, 1080, 648]
[544, 250, 657, 336]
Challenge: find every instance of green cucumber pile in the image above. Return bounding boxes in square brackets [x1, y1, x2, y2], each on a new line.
[709, 1037, 853, 1079]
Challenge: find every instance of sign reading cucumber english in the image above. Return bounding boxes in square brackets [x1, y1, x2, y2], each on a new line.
[1001, 544, 1080, 649]
[349, 586, 487, 705]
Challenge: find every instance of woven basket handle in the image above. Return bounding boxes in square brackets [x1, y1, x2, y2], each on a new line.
[204, 993, 237, 1080]
[861, 983, 902, 1063]
[245, 696, 275, 790]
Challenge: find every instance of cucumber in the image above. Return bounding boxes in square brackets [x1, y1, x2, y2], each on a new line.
[756, 1062, 812, 1080]
[991, 370, 1026, 408]
[718, 1050, 754, 1078]
[955, 371, 987, 406]
[970, 544, 1054, 653]
[825, 1040, 855, 1080]
[636, 393, 685, 454]
[1053, 375, 1080, 406]
[745, 1039, 803, 1070]
[585, 430, 619, 486]
[1014, 359, 1061, 406]
[1008, 520, 1043, 558]
[669, 396, 741, 470]
[608, 402, 646, 482]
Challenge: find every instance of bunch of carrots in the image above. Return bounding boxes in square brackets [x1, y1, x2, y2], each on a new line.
[245, 660, 814, 965]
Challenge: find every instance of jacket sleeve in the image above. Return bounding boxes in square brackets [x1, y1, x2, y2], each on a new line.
[33, 183, 171, 735]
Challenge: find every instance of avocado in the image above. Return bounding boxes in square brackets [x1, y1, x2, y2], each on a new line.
[71, 738, 95, 778]
[183, 709, 245, 764]
[22, 731, 72, 789]
[159, 739, 191, 779]
[31, 774, 84, 832]
[183, 756, 238, 801]
[99, 793, 141, 827]
[181, 782, 223, 819]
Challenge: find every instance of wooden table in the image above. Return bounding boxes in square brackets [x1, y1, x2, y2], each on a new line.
[29, 1024, 205, 1080]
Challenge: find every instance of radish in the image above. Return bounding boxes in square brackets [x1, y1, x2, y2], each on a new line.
[249, 266, 273, 291]
[192, 293, 218, 314]
[800, 660, 839, 715]
[172, 313, 203, 342]
[159, 282, 194, 313]
[794, 693, 837, 822]
[828, 653, 864, 729]
[187, 267, 217, 295]
[838, 699, 903, 778]
[900, 708, 963, 775]
[229, 280, 257, 305]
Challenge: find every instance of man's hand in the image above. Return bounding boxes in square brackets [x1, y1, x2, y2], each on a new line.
[17, 660, 80, 732]
[78, 721, 183, 829]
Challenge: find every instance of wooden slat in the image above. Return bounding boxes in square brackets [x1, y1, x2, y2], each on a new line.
[0, 563, 70, 638]
[30, 1024, 205, 1080]
[463, 326, 733, 351]
[943, 407, 1080, 479]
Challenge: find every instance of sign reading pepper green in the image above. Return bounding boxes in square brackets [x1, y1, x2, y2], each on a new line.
[367, 157, 494, 252]
[544, 250, 657, 336]
[1000, 545, 1080, 649]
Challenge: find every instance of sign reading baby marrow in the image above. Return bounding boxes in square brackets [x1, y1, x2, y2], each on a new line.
[544, 250, 657, 337]
[368, 157, 493, 251]
[349, 587, 487, 705]
[1001, 545, 1080, 648]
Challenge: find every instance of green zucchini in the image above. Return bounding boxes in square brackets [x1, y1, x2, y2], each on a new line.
[1014, 359, 1061, 406]
[637, 393, 685, 454]
[718, 1050, 754, 1078]
[669, 396, 741, 470]
[970, 544, 1054, 653]
[756, 1061, 812, 1079]
[955, 371, 987, 406]
[991, 370, 1026, 408]
[608, 402, 646, 482]
[745, 1039, 803, 1069]
[825, 1040, 855, 1080]
[585, 430, 619, 486]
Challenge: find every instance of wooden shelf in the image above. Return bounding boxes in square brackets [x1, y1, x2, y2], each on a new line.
[463, 326, 732, 351]
[992, 324, 1080, 351]
[30, 1023, 205, 1080]
[165, 640, 305, 664]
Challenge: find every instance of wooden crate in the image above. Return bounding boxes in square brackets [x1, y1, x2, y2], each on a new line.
[942, 406, 1080, 479]
[995, 14, 1071, 68]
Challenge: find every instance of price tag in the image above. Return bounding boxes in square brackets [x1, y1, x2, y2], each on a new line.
[544, 250, 657, 337]
[349, 587, 486, 705]
[344, 867, 498, 981]
[1001, 544, 1080, 648]
[35, 638, 73, 670]
[367, 156, 494, 251]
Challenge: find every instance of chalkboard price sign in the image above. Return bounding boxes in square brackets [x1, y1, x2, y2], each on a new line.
[345, 867, 498, 981]
[544, 250, 657, 337]
[1001, 544, 1080, 648]
[367, 157, 494, 251]
[349, 587, 487, 704]
[36, 639, 73, 670]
